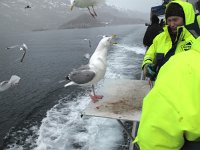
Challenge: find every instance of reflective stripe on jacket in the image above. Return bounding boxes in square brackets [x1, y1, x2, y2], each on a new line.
[197, 15, 200, 28]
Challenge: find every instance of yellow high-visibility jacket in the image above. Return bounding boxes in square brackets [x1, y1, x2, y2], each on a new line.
[134, 37, 200, 150]
[142, 1, 195, 69]
[196, 14, 200, 28]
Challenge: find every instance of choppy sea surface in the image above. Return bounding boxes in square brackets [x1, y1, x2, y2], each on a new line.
[0, 24, 146, 150]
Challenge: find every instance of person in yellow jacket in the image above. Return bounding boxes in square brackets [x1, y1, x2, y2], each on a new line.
[142, 1, 196, 80]
[134, 37, 200, 150]
[195, 1, 200, 28]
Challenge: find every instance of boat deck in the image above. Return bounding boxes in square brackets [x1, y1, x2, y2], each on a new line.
[82, 79, 150, 121]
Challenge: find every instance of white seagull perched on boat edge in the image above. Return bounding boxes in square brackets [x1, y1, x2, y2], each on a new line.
[64, 35, 117, 103]
[0, 75, 21, 92]
[70, 0, 104, 18]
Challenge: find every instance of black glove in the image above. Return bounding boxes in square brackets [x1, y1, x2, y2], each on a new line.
[144, 63, 157, 79]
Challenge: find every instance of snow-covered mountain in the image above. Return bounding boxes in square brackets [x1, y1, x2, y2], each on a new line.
[0, 0, 148, 33]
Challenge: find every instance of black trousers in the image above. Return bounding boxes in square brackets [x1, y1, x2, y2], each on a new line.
[181, 140, 200, 150]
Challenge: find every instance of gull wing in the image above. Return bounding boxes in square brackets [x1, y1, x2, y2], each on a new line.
[69, 65, 95, 84]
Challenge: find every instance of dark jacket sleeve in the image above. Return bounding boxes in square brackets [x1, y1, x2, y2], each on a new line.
[143, 24, 163, 47]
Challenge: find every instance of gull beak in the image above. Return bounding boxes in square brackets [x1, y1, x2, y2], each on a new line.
[111, 34, 117, 45]
[112, 34, 117, 39]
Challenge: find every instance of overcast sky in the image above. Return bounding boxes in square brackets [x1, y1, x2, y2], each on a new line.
[106, 0, 162, 13]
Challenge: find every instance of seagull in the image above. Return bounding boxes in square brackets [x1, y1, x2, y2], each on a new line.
[83, 53, 91, 59]
[84, 38, 92, 48]
[6, 43, 28, 62]
[70, 0, 104, 18]
[65, 35, 117, 102]
[0, 75, 21, 92]
[25, 5, 31, 9]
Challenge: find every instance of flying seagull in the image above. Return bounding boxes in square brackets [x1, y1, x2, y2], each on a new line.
[70, 0, 104, 18]
[0, 75, 21, 92]
[25, 5, 31, 9]
[65, 35, 117, 102]
[6, 43, 28, 62]
[84, 38, 91, 48]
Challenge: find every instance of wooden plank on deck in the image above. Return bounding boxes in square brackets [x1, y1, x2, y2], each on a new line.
[82, 79, 150, 121]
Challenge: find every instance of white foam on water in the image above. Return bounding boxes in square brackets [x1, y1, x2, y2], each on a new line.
[5, 144, 23, 150]
[34, 95, 91, 150]
[106, 44, 144, 79]
[34, 94, 123, 150]
[116, 44, 146, 55]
